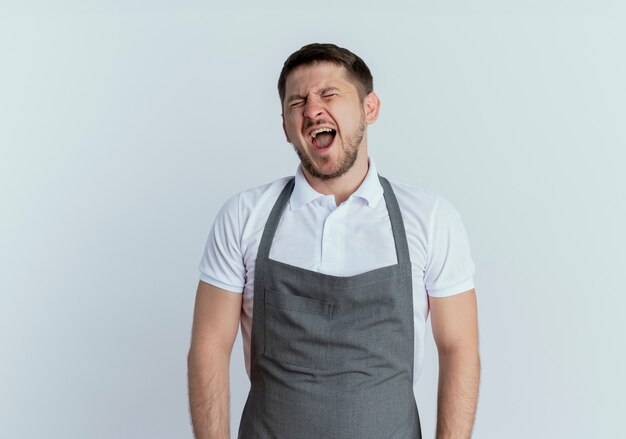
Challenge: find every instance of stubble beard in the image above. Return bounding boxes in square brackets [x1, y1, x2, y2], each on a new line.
[291, 116, 367, 181]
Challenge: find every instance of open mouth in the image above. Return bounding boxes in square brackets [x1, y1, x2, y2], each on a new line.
[310, 127, 336, 149]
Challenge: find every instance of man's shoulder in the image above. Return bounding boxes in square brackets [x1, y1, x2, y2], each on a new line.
[216, 176, 293, 220]
[235, 175, 293, 207]
[384, 177, 466, 226]
[384, 177, 440, 212]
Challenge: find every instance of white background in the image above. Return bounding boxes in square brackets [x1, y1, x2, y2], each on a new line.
[1, 1, 625, 438]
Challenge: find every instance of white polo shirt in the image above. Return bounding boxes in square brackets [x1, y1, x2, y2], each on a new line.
[199, 157, 475, 391]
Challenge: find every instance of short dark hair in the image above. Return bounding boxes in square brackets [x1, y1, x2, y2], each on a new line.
[277, 43, 374, 107]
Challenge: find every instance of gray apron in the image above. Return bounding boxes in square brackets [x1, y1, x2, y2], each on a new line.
[238, 175, 421, 439]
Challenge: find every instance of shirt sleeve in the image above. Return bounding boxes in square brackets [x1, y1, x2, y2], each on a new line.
[198, 193, 245, 293]
[424, 194, 476, 297]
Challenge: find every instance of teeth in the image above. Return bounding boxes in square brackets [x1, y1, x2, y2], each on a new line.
[311, 128, 333, 138]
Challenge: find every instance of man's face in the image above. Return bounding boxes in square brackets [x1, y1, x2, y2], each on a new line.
[281, 62, 379, 180]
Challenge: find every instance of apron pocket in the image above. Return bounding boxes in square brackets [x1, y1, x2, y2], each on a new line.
[264, 287, 334, 370]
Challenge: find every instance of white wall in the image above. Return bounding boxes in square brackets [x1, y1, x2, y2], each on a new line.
[1, 2, 624, 438]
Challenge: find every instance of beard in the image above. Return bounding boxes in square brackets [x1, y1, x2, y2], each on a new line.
[291, 116, 367, 181]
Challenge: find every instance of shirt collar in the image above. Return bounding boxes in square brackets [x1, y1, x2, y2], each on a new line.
[289, 157, 384, 210]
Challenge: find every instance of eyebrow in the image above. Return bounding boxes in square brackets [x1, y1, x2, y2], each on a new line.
[318, 87, 340, 95]
[286, 94, 306, 104]
[285, 87, 341, 104]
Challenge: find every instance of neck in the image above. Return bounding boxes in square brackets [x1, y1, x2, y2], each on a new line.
[301, 149, 370, 206]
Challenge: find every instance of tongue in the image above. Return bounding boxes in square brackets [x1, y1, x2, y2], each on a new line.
[314, 132, 334, 148]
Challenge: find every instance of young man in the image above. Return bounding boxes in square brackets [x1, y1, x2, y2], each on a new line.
[188, 43, 480, 439]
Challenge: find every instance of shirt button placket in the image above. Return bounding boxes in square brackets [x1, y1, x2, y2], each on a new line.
[320, 199, 337, 271]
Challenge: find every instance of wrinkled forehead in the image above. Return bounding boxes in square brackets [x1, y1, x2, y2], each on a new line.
[284, 61, 354, 95]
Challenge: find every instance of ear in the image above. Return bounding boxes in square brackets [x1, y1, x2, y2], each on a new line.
[282, 115, 291, 143]
[363, 91, 381, 125]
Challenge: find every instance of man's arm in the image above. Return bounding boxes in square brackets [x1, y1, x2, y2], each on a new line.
[188, 281, 243, 439]
[429, 289, 480, 439]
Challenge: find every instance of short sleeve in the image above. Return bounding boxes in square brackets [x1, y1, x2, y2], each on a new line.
[198, 193, 245, 293]
[424, 195, 476, 297]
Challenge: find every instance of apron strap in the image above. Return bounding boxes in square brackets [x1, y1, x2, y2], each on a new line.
[257, 175, 410, 265]
[378, 175, 411, 265]
[257, 177, 296, 259]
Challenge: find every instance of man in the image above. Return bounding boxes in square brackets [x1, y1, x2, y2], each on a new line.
[188, 43, 480, 439]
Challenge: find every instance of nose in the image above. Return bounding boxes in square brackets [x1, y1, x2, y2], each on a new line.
[303, 98, 324, 120]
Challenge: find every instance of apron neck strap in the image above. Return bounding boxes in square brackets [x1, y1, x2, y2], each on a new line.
[257, 175, 410, 265]
[257, 177, 295, 260]
[378, 175, 411, 265]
